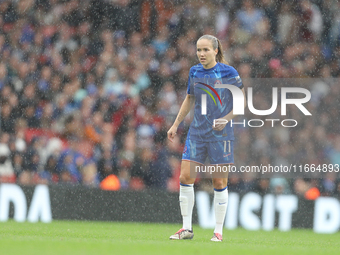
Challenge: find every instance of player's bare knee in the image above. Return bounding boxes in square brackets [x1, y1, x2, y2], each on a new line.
[179, 174, 192, 184]
[212, 179, 225, 190]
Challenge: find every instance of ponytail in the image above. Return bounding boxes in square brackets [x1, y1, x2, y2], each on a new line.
[197, 35, 229, 65]
[216, 39, 228, 65]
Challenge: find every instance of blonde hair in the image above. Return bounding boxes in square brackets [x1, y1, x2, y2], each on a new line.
[197, 35, 229, 65]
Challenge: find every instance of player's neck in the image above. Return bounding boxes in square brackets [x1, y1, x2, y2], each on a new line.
[202, 61, 217, 69]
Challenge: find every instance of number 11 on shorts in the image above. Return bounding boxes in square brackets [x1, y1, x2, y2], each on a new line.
[224, 141, 231, 153]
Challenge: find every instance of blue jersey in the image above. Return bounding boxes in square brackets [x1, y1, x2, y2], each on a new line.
[186, 62, 243, 142]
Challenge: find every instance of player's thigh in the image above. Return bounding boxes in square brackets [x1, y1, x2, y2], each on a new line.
[180, 137, 207, 184]
[179, 160, 199, 184]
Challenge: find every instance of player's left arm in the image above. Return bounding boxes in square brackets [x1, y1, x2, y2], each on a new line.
[212, 87, 246, 131]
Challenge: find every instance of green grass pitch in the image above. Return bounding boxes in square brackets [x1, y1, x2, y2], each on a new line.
[1, 221, 339, 255]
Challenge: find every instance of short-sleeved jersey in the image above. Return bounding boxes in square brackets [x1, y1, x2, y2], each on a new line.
[187, 62, 243, 142]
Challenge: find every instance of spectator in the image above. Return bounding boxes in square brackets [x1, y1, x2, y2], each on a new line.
[81, 161, 98, 187]
[40, 154, 59, 184]
[12, 152, 24, 178]
[97, 148, 118, 182]
[236, 0, 265, 35]
[254, 178, 270, 196]
[1, 102, 15, 133]
[58, 137, 85, 183]
[0, 143, 15, 182]
[151, 28, 170, 56]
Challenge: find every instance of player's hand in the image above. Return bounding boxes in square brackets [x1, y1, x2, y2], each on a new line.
[167, 125, 178, 143]
[212, 118, 228, 131]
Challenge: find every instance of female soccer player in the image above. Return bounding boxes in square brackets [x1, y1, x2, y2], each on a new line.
[167, 35, 246, 242]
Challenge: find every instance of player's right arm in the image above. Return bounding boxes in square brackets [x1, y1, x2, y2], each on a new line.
[167, 94, 195, 142]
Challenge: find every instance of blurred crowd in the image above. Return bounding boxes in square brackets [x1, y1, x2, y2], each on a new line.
[0, 0, 340, 198]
